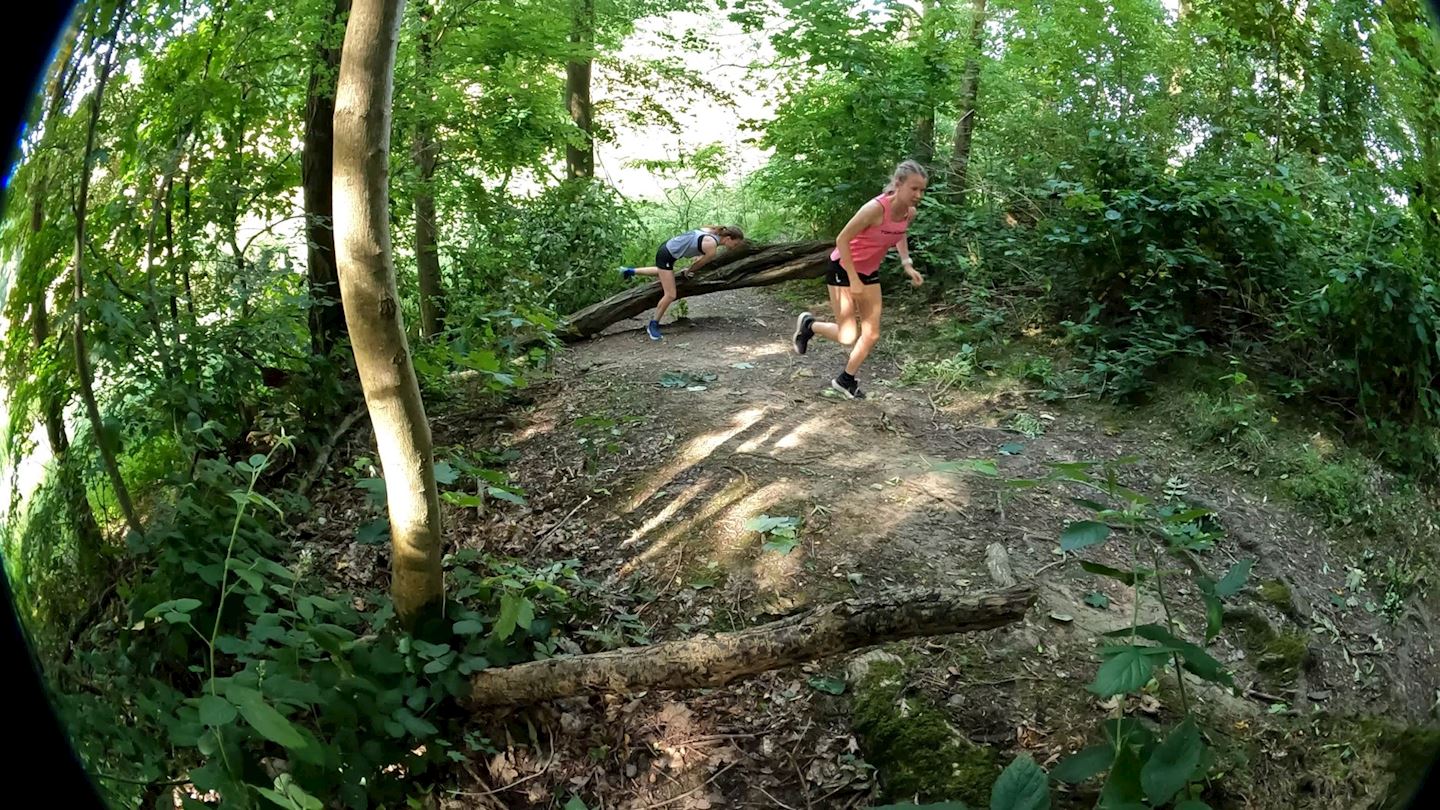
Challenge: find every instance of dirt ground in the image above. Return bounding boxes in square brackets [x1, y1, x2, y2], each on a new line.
[310, 285, 1438, 809]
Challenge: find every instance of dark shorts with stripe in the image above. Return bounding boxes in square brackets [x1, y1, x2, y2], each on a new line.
[825, 258, 880, 287]
[655, 245, 677, 271]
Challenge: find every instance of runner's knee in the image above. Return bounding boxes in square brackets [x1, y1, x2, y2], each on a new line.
[837, 321, 859, 346]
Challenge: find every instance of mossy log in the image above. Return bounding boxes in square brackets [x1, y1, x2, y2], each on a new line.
[468, 585, 1035, 707]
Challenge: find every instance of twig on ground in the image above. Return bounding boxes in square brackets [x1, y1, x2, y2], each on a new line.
[639, 762, 736, 809]
[1033, 556, 1071, 578]
[448, 761, 552, 798]
[537, 495, 592, 545]
[758, 786, 799, 810]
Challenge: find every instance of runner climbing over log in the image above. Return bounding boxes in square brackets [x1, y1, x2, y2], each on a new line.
[620, 225, 745, 340]
[792, 161, 927, 399]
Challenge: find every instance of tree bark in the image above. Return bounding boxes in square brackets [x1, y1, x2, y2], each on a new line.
[985, 543, 1016, 588]
[73, 0, 144, 541]
[412, 0, 445, 339]
[560, 241, 831, 341]
[27, 157, 104, 560]
[469, 585, 1035, 706]
[565, 0, 595, 180]
[914, 0, 937, 165]
[302, 0, 351, 357]
[334, 0, 444, 627]
[949, 0, 988, 201]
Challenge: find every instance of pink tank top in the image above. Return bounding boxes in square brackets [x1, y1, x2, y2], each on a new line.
[830, 193, 913, 275]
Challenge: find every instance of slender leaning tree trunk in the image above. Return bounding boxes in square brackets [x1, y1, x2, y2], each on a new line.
[949, 0, 988, 203]
[412, 0, 445, 338]
[302, 0, 351, 357]
[333, 0, 444, 627]
[565, 0, 595, 179]
[73, 0, 144, 541]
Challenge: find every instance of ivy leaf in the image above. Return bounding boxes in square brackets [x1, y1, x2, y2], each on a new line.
[1099, 745, 1145, 807]
[807, 676, 846, 695]
[989, 754, 1050, 810]
[394, 708, 439, 738]
[998, 442, 1025, 455]
[198, 695, 238, 727]
[453, 619, 486, 635]
[487, 486, 527, 505]
[1050, 745, 1114, 784]
[1084, 591, 1111, 609]
[1060, 520, 1111, 551]
[1163, 507, 1212, 524]
[356, 518, 389, 545]
[1108, 625, 1232, 687]
[1199, 584, 1224, 643]
[1089, 646, 1155, 697]
[254, 774, 323, 810]
[443, 491, 485, 509]
[355, 477, 386, 506]
[762, 534, 799, 554]
[1215, 558, 1254, 598]
[1140, 719, 1203, 805]
[493, 593, 531, 639]
[228, 685, 306, 750]
[433, 461, 459, 486]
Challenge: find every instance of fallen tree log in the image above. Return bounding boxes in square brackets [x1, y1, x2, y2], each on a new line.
[559, 240, 832, 341]
[467, 584, 1035, 707]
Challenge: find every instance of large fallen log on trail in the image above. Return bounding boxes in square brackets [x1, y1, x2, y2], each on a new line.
[467, 584, 1035, 707]
[559, 240, 832, 341]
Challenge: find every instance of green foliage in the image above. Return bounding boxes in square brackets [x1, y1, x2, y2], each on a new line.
[937, 456, 1250, 808]
[61, 446, 598, 808]
[745, 514, 802, 554]
[901, 345, 978, 392]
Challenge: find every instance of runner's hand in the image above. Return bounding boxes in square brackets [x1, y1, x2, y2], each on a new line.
[906, 268, 924, 287]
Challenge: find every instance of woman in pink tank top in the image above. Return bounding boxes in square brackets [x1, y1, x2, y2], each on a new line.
[791, 160, 927, 399]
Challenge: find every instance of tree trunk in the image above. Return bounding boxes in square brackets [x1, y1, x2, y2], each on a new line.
[413, 0, 445, 339]
[334, 0, 444, 627]
[914, 0, 937, 165]
[916, 113, 935, 165]
[28, 176, 104, 559]
[565, 0, 595, 180]
[302, 0, 351, 357]
[72, 1, 143, 542]
[560, 241, 831, 341]
[29, 14, 107, 559]
[469, 585, 1035, 706]
[949, 0, 988, 201]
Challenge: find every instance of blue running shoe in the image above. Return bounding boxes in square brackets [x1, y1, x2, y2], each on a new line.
[647, 320, 662, 341]
[620, 266, 636, 280]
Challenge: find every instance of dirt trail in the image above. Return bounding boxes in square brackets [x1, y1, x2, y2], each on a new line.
[429, 286, 1436, 808]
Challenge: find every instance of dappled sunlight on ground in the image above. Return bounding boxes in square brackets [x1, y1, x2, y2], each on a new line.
[724, 342, 789, 361]
[773, 414, 827, 451]
[624, 406, 770, 513]
[613, 472, 752, 580]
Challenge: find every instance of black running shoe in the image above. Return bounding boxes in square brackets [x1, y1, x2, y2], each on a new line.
[793, 312, 816, 355]
[831, 374, 864, 399]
